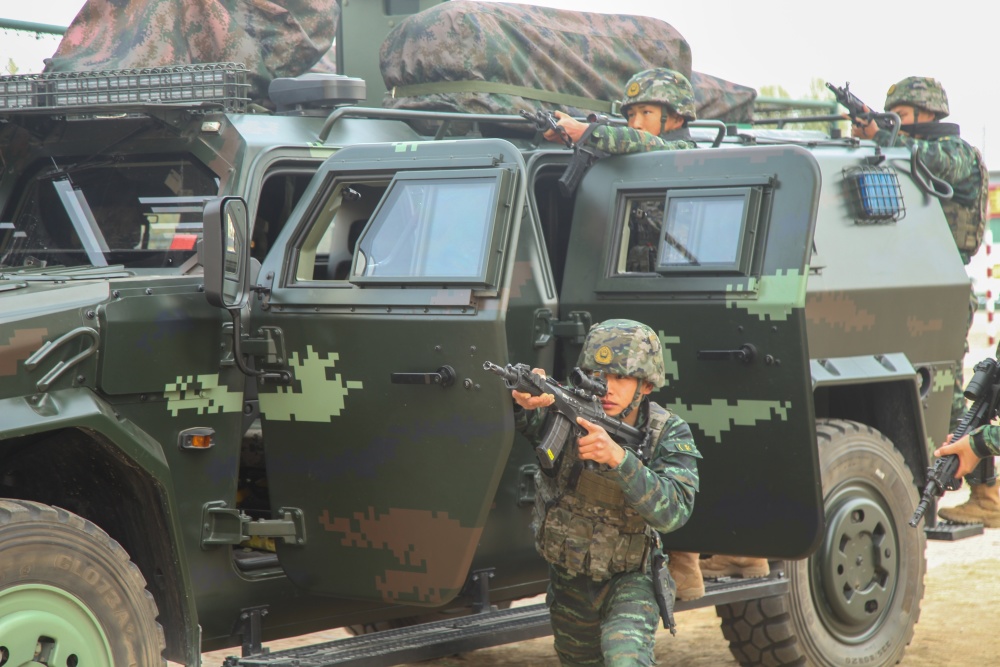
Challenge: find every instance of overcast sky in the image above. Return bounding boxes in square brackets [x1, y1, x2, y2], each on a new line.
[3, 0, 996, 166]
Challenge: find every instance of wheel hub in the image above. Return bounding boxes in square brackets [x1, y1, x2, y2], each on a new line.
[814, 485, 898, 641]
[0, 584, 112, 667]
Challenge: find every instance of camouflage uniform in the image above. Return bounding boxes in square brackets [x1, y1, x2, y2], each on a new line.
[872, 78, 988, 265]
[872, 77, 987, 428]
[515, 319, 700, 666]
[967, 425, 1000, 458]
[585, 68, 699, 155]
[875, 78, 996, 524]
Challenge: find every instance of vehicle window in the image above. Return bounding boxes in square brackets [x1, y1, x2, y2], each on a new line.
[616, 186, 761, 276]
[293, 181, 387, 282]
[292, 168, 511, 287]
[0, 155, 218, 270]
[354, 177, 496, 280]
[252, 169, 318, 263]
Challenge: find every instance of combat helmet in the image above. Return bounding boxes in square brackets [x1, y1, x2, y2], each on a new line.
[577, 319, 666, 389]
[884, 76, 949, 119]
[619, 68, 697, 123]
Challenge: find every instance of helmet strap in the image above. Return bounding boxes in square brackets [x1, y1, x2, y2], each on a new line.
[620, 382, 644, 419]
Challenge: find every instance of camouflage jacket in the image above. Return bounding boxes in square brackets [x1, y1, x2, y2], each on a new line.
[587, 126, 697, 155]
[970, 425, 1000, 458]
[873, 125, 988, 261]
[515, 398, 700, 534]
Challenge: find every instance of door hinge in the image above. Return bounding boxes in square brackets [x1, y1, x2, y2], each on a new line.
[240, 326, 287, 368]
[533, 309, 592, 347]
[201, 501, 306, 548]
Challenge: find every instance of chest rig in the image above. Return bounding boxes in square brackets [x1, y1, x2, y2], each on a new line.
[532, 402, 670, 580]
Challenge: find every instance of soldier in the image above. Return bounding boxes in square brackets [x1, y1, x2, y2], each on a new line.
[853, 77, 994, 527]
[544, 67, 698, 153]
[512, 319, 700, 665]
[546, 69, 707, 594]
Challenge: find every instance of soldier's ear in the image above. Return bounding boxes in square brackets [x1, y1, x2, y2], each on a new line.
[640, 381, 654, 395]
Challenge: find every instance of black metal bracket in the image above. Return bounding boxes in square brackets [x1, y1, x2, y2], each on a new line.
[468, 568, 497, 614]
[237, 605, 270, 657]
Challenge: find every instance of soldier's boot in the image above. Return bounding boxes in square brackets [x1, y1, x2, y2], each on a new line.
[667, 551, 704, 601]
[938, 482, 1000, 528]
[699, 555, 770, 579]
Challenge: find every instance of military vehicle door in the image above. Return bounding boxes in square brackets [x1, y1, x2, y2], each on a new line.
[250, 139, 524, 605]
[558, 146, 824, 558]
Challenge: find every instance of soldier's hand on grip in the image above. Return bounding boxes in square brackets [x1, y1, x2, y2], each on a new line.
[576, 416, 626, 468]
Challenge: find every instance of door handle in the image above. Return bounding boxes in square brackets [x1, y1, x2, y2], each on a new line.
[391, 365, 456, 388]
[697, 344, 756, 364]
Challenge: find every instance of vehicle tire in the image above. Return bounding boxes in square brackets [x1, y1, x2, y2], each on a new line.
[0, 499, 166, 666]
[715, 419, 925, 666]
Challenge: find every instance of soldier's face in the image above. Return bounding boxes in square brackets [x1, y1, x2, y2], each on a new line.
[626, 104, 664, 134]
[600, 374, 653, 418]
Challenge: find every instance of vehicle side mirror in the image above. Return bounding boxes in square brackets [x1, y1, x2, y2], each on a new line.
[203, 197, 250, 310]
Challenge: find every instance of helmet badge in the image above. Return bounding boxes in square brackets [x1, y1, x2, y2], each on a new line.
[886, 83, 896, 96]
[626, 81, 641, 98]
[594, 345, 614, 365]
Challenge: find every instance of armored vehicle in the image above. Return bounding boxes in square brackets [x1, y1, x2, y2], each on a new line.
[0, 2, 972, 666]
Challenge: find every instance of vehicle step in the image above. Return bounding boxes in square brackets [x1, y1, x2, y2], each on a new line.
[676, 563, 790, 612]
[222, 569, 793, 666]
[221, 603, 552, 667]
[925, 520, 984, 541]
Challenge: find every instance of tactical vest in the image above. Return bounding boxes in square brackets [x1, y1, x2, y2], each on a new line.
[940, 144, 989, 264]
[532, 402, 670, 580]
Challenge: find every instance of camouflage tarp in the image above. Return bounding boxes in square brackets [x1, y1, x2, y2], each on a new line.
[380, 2, 756, 126]
[44, 0, 340, 105]
[691, 72, 756, 124]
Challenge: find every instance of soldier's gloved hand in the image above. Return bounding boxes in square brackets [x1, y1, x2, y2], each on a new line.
[543, 111, 588, 144]
[576, 417, 626, 468]
[511, 368, 555, 411]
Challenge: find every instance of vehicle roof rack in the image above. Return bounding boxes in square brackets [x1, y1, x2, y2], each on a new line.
[0, 62, 250, 113]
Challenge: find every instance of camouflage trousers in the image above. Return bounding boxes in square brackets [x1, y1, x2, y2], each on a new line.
[546, 564, 659, 666]
[957, 283, 996, 485]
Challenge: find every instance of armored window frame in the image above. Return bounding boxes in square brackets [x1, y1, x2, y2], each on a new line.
[653, 186, 762, 276]
[349, 168, 513, 287]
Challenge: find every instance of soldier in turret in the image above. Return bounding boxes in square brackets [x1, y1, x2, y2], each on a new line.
[545, 67, 698, 154]
[512, 319, 700, 665]
[853, 76, 993, 527]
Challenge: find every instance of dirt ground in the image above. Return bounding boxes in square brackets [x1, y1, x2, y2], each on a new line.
[191, 312, 1000, 666]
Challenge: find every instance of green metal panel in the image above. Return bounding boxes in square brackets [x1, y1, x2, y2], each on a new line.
[249, 138, 525, 604]
[560, 145, 823, 559]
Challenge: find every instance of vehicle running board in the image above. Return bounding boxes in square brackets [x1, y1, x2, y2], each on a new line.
[676, 565, 790, 612]
[925, 520, 984, 541]
[222, 603, 552, 667]
[222, 572, 791, 667]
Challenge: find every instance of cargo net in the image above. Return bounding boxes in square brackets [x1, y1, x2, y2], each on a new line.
[843, 165, 905, 224]
[0, 63, 250, 113]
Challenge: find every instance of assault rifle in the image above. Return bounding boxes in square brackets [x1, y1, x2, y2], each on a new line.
[519, 109, 574, 148]
[910, 356, 1000, 527]
[483, 361, 650, 470]
[825, 81, 895, 132]
[517, 109, 609, 197]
